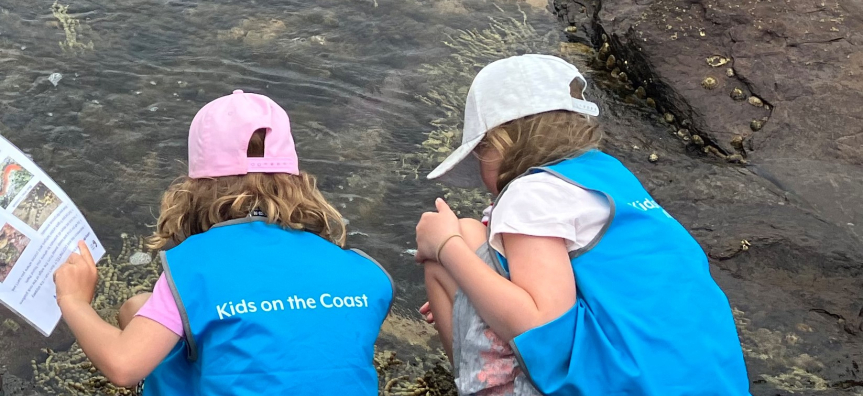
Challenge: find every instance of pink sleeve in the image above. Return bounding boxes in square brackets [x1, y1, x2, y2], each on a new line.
[135, 273, 185, 337]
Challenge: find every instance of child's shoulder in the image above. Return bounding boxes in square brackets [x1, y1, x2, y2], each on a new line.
[491, 172, 611, 250]
[502, 172, 608, 208]
[508, 171, 588, 195]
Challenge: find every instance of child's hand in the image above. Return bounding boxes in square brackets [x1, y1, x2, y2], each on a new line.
[415, 198, 461, 263]
[54, 240, 98, 308]
[419, 301, 435, 324]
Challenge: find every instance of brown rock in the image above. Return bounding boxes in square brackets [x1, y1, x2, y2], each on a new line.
[554, 0, 863, 392]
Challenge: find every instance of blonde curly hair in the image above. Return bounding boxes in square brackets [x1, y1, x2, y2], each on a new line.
[477, 78, 602, 192]
[148, 130, 345, 249]
[481, 110, 602, 192]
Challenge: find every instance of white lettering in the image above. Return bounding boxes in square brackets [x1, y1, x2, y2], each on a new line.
[628, 198, 670, 218]
[293, 296, 306, 309]
[236, 299, 249, 314]
[217, 293, 373, 318]
[320, 293, 333, 308]
[216, 303, 231, 320]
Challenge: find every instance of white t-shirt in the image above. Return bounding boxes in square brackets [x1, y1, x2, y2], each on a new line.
[488, 172, 611, 256]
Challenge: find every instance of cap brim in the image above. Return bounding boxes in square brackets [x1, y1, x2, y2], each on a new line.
[426, 135, 485, 189]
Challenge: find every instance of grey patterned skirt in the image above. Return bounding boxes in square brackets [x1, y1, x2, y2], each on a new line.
[451, 243, 542, 396]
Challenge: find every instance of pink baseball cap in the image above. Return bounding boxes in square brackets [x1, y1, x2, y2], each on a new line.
[188, 89, 299, 178]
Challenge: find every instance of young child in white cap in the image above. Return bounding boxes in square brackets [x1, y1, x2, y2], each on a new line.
[415, 54, 750, 395]
[53, 90, 394, 395]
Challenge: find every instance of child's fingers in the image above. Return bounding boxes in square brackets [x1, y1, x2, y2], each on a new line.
[414, 246, 434, 263]
[434, 198, 453, 215]
[66, 252, 83, 266]
[77, 240, 97, 268]
[417, 303, 435, 324]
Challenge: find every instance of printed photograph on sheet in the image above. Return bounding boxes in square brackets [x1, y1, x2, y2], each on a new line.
[0, 157, 35, 209]
[13, 182, 63, 230]
[0, 222, 31, 283]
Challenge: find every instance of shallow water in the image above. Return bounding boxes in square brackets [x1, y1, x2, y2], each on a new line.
[0, 0, 668, 393]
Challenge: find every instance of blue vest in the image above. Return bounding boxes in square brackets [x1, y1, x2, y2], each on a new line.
[493, 150, 750, 396]
[143, 218, 393, 396]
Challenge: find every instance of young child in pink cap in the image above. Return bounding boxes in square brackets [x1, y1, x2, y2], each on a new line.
[53, 90, 394, 396]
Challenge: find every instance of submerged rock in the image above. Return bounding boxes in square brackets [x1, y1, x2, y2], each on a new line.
[128, 251, 151, 266]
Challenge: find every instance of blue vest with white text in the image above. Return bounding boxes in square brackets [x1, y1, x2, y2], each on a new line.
[143, 219, 393, 396]
[494, 150, 750, 396]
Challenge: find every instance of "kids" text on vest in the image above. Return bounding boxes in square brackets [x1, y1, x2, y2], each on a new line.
[215, 294, 370, 320]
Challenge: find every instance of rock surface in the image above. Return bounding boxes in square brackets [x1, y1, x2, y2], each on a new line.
[553, 0, 863, 394]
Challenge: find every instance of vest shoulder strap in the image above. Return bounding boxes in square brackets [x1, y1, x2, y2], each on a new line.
[160, 250, 198, 362]
[349, 248, 395, 316]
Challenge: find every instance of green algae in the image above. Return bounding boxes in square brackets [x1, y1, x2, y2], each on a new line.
[405, 8, 560, 217]
[50, 1, 94, 54]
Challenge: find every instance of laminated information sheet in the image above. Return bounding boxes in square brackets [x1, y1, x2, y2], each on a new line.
[0, 135, 104, 336]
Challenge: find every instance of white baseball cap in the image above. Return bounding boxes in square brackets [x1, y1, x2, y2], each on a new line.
[426, 54, 599, 188]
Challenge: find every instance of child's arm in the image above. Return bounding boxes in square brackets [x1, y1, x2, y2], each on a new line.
[55, 241, 180, 387]
[416, 199, 576, 341]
